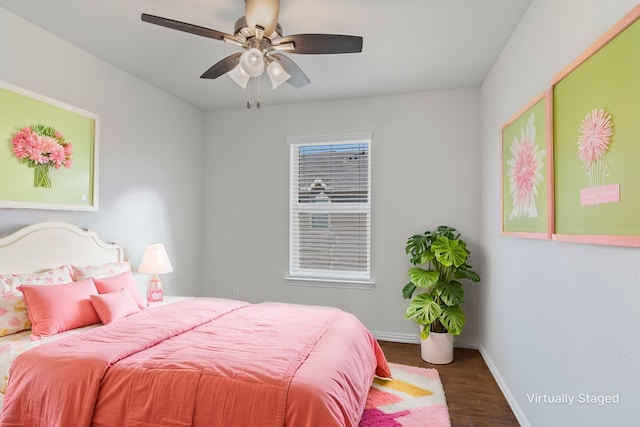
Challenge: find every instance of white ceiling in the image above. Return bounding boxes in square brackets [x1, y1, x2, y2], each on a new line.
[0, 0, 532, 111]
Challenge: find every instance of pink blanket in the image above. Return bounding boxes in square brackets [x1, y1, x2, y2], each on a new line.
[1, 298, 390, 427]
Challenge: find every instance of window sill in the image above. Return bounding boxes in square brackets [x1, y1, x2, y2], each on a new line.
[285, 276, 375, 290]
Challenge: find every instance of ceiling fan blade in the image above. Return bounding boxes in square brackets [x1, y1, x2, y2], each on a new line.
[244, 0, 279, 36]
[272, 54, 310, 88]
[200, 53, 243, 79]
[278, 34, 363, 54]
[141, 13, 232, 41]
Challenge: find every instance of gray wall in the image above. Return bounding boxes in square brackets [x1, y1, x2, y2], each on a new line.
[203, 89, 482, 344]
[0, 8, 204, 296]
[480, 0, 640, 426]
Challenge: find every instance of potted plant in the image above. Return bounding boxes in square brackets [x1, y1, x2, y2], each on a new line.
[402, 225, 480, 364]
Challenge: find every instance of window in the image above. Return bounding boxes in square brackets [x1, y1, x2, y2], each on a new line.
[287, 132, 372, 285]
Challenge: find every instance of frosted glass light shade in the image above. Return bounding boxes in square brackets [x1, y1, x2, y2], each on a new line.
[245, 0, 279, 35]
[139, 244, 173, 275]
[267, 61, 291, 89]
[240, 48, 265, 77]
[227, 64, 251, 88]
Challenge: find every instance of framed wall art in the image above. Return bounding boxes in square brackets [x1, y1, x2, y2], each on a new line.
[501, 91, 553, 239]
[552, 5, 640, 247]
[0, 81, 99, 211]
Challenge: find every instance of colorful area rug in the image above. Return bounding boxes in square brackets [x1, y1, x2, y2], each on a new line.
[359, 362, 451, 427]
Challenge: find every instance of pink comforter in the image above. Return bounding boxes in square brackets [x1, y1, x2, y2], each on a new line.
[0, 298, 390, 427]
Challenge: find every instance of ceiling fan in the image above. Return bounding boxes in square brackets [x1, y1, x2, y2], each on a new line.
[141, 0, 363, 107]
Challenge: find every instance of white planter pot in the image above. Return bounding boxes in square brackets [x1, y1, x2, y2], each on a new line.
[421, 331, 454, 364]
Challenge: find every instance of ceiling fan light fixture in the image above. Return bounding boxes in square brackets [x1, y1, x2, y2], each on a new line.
[266, 61, 291, 89]
[240, 48, 265, 78]
[227, 64, 251, 89]
[141, 1, 364, 107]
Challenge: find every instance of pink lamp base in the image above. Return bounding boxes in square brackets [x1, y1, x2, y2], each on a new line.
[147, 275, 163, 302]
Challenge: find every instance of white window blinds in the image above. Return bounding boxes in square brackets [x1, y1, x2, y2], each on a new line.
[288, 132, 371, 282]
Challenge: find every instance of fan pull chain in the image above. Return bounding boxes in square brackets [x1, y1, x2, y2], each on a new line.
[244, 77, 261, 109]
[256, 76, 261, 109]
[246, 78, 252, 109]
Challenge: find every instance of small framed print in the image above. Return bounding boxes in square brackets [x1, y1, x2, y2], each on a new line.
[501, 91, 553, 240]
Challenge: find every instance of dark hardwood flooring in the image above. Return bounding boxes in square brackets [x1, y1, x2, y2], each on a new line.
[377, 341, 520, 427]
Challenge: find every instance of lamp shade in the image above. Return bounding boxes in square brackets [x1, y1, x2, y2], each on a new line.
[245, 0, 279, 36]
[267, 61, 291, 89]
[139, 244, 173, 275]
[240, 48, 265, 78]
[227, 63, 251, 88]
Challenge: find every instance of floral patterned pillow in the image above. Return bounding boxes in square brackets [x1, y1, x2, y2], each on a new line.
[0, 293, 31, 337]
[0, 265, 74, 294]
[72, 261, 130, 281]
[0, 275, 20, 295]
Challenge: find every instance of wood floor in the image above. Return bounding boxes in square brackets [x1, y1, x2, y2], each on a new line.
[377, 341, 520, 427]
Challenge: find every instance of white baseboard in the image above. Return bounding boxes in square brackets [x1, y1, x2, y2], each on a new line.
[372, 331, 420, 343]
[453, 338, 478, 349]
[371, 331, 478, 349]
[478, 345, 530, 427]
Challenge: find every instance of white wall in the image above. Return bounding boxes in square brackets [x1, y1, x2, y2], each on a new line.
[0, 8, 204, 296]
[481, 1, 640, 426]
[203, 89, 482, 344]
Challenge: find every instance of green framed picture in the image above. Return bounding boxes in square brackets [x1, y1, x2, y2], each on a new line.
[501, 91, 552, 239]
[0, 81, 99, 211]
[552, 5, 640, 246]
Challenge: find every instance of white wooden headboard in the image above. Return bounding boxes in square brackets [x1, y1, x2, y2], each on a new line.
[0, 222, 124, 274]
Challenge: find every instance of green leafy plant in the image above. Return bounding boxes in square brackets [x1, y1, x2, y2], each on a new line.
[402, 226, 481, 340]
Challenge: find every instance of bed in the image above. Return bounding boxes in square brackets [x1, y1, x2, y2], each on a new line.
[0, 222, 390, 427]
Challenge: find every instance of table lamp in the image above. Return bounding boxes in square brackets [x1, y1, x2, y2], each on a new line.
[138, 243, 173, 302]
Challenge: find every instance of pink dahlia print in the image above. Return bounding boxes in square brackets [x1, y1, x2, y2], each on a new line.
[507, 114, 546, 219]
[577, 108, 616, 206]
[12, 124, 73, 188]
[578, 108, 612, 187]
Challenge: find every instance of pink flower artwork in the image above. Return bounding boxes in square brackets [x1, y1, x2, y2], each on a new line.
[11, 124, 73, 169]
[506, 114, 546, 219]
[11, 124, 73, 188]
[577, 108, 613, 191]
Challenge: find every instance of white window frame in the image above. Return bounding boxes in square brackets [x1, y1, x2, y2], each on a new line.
[286, 132, 373, 288]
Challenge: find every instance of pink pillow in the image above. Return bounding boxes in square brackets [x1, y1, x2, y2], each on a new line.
[18, 279, 100, 339]
[90, 289, 140, 324]
[92, 271, 148, 310]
